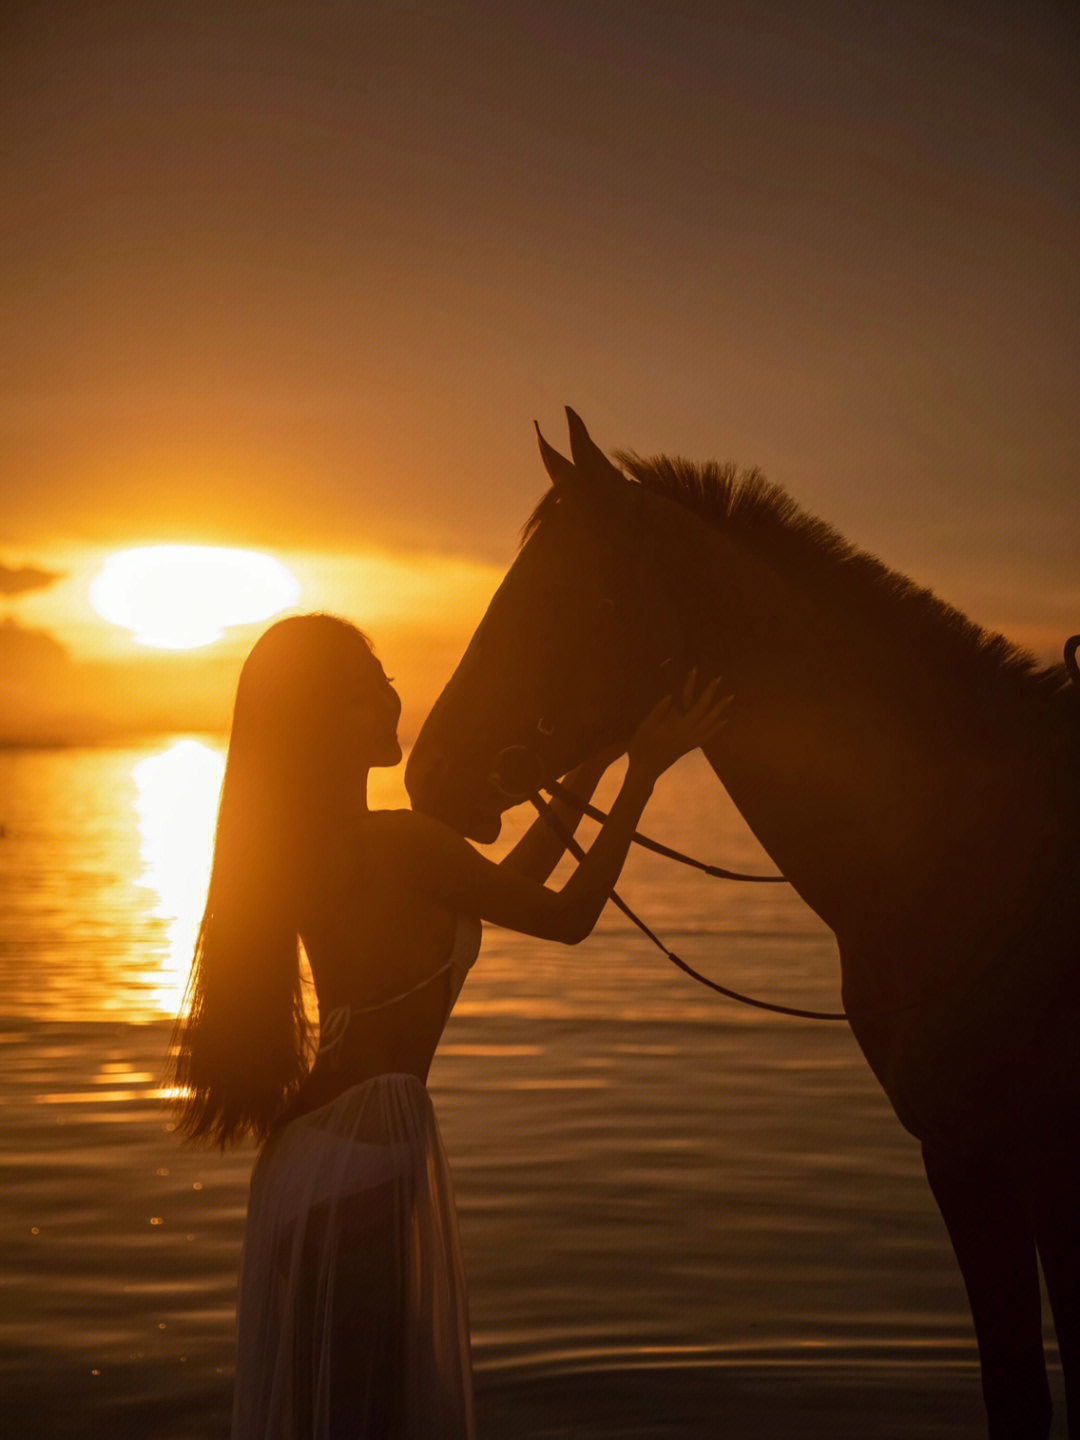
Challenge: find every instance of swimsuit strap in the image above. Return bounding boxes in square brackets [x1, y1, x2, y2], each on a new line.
[316, 913, 481, 1064]
[316, 960, 457, 1061]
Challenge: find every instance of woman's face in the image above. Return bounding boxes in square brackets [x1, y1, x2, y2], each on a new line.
[351, 657, 403, 769]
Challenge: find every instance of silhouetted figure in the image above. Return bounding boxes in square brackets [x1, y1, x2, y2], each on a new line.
[407, 411, 1080, 1440]
[170, 612, 729, 1439]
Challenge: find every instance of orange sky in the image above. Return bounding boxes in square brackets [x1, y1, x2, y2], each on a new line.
[3, 3, 1077, 742]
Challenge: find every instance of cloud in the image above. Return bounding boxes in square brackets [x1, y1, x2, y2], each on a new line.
[0, 617, 69, 673]
[0, 562, 64, 596]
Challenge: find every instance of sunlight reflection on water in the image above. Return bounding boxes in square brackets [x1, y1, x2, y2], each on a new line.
[131, 739, 224, 1019]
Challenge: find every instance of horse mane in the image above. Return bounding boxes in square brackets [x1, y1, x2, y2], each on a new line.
[523, 450, 1067, 720]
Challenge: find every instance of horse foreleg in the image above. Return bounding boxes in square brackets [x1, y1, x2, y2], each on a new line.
[921, 1140, 1052, 1439]
[1026, 1122, 1080, 1439]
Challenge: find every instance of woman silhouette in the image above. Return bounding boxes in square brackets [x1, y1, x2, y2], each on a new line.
[171, 613, 729, 1439]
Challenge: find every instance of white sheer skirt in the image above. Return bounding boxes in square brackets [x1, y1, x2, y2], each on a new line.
[232, 1074, 475, 1440]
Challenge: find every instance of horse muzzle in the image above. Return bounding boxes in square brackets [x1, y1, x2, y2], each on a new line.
[405, 742, 502, 840]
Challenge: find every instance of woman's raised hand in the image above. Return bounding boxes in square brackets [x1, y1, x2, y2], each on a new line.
[625, 669, 733, 780]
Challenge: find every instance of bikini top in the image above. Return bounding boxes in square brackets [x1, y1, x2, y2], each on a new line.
[316, 911, 482, 1066]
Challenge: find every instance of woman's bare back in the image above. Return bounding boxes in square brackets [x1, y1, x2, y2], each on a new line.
[296, 811, 465, 1106]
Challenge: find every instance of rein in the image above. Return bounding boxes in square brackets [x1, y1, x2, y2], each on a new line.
[531, 785, 1008, 1026]
[543, 777, 787, 883]
[529, 784, 852, 1022]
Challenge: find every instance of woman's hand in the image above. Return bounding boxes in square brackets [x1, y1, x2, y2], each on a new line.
[625, 669, 732, 780]
[395, 669, 732, 946]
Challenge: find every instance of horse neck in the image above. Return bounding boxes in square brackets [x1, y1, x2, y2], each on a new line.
[646, 498, 1050, 952]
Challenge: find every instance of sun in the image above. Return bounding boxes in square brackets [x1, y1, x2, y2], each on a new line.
[89, 545, 302, 649]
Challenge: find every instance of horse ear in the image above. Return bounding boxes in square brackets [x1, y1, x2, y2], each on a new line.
[534, 422, 577, 488]
[565, 408, 622, 483]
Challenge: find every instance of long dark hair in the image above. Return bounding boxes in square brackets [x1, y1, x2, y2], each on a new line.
[170, 613, 379, 1147]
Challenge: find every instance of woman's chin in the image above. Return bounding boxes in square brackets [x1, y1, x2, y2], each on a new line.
[375, 740, 403, 768]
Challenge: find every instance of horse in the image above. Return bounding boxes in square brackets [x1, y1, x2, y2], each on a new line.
[405, 410, 1080, 1438]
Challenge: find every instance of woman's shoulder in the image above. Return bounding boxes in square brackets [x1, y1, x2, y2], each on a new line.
[356, 807, 467, 858]
[350, 807, 492, 912]
[301, 811, 409, 905]
[304, 811, 458, 938]
[317, 808, 468, 898]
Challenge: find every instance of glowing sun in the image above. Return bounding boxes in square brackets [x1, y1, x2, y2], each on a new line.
[89, 546, 302, 649]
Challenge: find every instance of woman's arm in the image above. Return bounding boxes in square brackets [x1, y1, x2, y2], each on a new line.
[387, 674, 731, 945]
[498, 753, 611, 883]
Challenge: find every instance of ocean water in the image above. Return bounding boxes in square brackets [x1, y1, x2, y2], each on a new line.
[0, 740, 1065, 1438]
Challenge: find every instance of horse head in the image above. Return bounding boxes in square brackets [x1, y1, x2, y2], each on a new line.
[406, 410, 688, 840]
